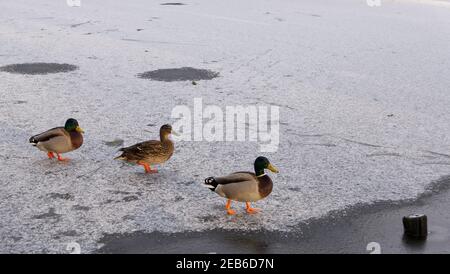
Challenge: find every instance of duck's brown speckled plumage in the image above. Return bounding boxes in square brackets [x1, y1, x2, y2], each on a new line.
[116, 139, 174, 165]
[115, 124, 175, 165]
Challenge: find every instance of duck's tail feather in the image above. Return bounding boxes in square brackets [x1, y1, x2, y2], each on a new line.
[29, 136, 38, 146]
[114, 148, 126, 160]
[204, 177, 218, 191]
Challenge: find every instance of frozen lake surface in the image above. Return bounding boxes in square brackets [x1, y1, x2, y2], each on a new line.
[1, 0, 450, 253]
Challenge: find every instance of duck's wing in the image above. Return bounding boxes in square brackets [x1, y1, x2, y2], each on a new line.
[29, 127, 67, 145]
[214, 172, 257, 185]
[29, 127, 74, 152]
[119, 140, 165, 160]
[214, 172, 261, 202]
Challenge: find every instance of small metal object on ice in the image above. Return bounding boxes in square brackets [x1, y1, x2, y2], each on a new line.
[403, 214, 428, 238]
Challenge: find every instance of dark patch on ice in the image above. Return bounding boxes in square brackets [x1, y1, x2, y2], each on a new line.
[111, 190, 133, 195]
[198, 215, 216, 223]
[104, 139, 124, 147]
[212, 204, 225, 211]
[202, 60, 219, 64]
[425, 150, 450, 159]
[366, 152, 401, 157]
[32, 208, 61, 221]
[122, 195, 139, 202]
[137, 28, 144, 31]
[174, 196, 184, 202]
[71, 21, 91, 28]
[122, 38, 143, 42]
[61, 230, 78, 236]
[137, 67, 219, 82]
[123, 215, 135, 221]
[13, 100, 27, 104]
[76, 166, 102, 179]
[182, 181, 195, 186]
[160, 3, 186, 5]
[72, 205, 90, 211]
[288, 187, 301, 192]
[103, 199, 115, 204]
[301, 143, 336, 147]
[339, 137, 383, 148]
[0, 63, 78, 75]
[53, 230, 78, 239]
[47, 193, 74, 200]
[110, 190, 142, 196]
[11, 236, 22, 242]
[102, 29, 119, 34]
[147, 123, 156, 127]
[289, 132, 325, 138]
[416, 162, 450, 166]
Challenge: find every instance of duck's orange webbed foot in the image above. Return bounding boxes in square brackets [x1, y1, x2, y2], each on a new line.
[56, 153, 69, 162]
[139, 162, 158, 174]
[245, 202, 260, 214]
[225, 199, 236, 215]
[47, 152, 55, 159]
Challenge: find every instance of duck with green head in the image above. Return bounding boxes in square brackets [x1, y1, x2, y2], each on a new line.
[29, 118, 84, 161]
[204, 156, 279, 215]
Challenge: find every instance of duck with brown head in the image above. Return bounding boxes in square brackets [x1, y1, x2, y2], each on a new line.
[115, 124, 178, 173]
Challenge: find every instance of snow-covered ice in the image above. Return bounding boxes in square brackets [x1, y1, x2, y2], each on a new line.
[0, 0, 450, 253]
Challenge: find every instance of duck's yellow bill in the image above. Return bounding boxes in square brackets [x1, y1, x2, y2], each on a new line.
[76, 126, 85, 133]
[171, 130, 180, 136]
[268, 163, 279, 173]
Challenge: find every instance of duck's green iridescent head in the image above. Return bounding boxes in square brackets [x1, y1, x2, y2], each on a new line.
[65, 118, 84, 133]
[254, 156, 279, 176]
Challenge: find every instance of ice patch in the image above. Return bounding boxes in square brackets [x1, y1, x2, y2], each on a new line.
[137, 67, 219, 82]
[0, 63, 78, 75]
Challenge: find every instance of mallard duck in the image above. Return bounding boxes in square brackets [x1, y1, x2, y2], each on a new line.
[204, 156, 279, 215]
[29, 118, 84, 161]
[114, 124, 177, 173]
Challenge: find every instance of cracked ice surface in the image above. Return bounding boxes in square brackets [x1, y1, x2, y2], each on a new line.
[1, 0, 450, 253]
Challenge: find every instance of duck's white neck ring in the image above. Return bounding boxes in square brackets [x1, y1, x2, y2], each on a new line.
[256, 173, 266, 178]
